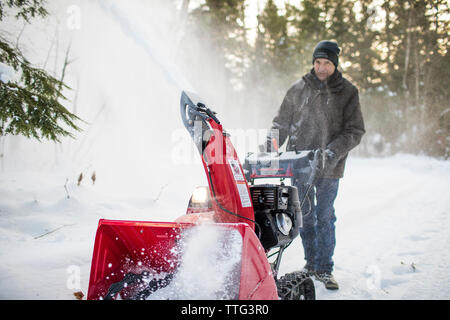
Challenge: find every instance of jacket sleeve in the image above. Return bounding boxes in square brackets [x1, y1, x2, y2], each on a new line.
[327, 87, 365, 159]
[268, 87, 296, 150]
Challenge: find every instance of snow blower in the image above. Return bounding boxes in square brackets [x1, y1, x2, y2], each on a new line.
[87, 91, 321, 300]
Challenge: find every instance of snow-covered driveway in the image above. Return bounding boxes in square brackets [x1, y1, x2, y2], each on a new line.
[0, 155, 449, 299]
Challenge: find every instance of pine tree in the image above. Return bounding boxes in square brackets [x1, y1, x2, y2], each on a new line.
[260, 0, 300, 82]
[242, 0, 295, 125]
[286, 0, 328, 75]
[0, 0, 81, 142]
[177, 0, 449, 157]
[187, 0, 248, 86]
[380, 0, 449, 155]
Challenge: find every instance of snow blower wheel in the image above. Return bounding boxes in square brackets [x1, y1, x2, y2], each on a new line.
[276, 271, 316, 300]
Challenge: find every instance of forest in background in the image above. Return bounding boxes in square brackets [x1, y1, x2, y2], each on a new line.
[0, 0, 448, 160]
[174, 0, 449, 158]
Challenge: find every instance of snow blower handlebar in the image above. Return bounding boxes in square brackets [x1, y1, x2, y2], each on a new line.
[299, 149, 322, 212]
[243, 148, 324, 219]
[197, 102, 221, 125]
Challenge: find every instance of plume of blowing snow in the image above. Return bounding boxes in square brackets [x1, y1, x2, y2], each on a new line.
[148, 224, 243, 300]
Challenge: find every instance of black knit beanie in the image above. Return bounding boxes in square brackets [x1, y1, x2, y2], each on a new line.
[312, 40, 341, 67]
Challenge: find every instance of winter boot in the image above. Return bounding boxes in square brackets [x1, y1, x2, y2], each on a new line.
[315, 272, 339, 290]
[301, 265, 316, 277]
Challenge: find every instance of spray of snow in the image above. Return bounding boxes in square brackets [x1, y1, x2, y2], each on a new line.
[0, 0, 207, 206]
[147, 224, 243, 300]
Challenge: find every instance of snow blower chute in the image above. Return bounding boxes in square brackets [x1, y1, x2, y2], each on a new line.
[87, 91, 319, 300]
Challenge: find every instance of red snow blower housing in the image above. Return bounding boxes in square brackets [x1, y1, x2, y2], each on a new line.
[87, 91, 321, 300]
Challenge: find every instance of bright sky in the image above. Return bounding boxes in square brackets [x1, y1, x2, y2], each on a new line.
[245, 0, 293, 28]
[187, 0, 293, 31]
[246, 0, 285, 28]
[244, 0, 295, 44]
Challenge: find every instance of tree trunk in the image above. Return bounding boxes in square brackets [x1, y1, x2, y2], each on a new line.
[402, 2, 413, 142]
[402, 4, 412, 98]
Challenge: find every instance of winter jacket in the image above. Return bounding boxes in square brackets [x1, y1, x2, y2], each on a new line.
[270, 68, 365, 178]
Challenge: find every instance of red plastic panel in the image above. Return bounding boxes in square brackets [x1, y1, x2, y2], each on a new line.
[236, 224, 278, 300]
[87, 220, 278, 300]
[201, 120, 255, 230]
[87, 219, 189, 300]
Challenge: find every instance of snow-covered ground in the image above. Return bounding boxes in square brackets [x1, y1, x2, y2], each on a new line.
[281, 155, 450, 299]
[0, 154, 448, 300]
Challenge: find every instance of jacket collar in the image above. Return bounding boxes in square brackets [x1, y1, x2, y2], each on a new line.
[303, 68, 344, 93]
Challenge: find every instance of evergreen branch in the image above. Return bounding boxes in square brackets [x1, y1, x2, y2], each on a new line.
[0, 36, 82, 142]
[0, 0, 48, 23]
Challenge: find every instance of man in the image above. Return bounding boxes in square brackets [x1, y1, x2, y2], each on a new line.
[265, 40, 365, 290]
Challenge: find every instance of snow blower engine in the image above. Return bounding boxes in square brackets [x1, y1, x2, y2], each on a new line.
[241, 149, 321, 279]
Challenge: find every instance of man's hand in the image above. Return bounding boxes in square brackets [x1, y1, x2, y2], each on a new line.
[259, 138, 279, 153]
[323, 149, 338, 169]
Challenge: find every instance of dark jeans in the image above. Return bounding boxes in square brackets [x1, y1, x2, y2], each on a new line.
[297, 178, 339, 274]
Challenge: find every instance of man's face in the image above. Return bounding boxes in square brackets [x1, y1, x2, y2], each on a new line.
[313, 58, 336, 81]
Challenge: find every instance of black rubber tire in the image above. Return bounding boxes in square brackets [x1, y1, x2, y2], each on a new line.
[276, 271, 316, 300]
